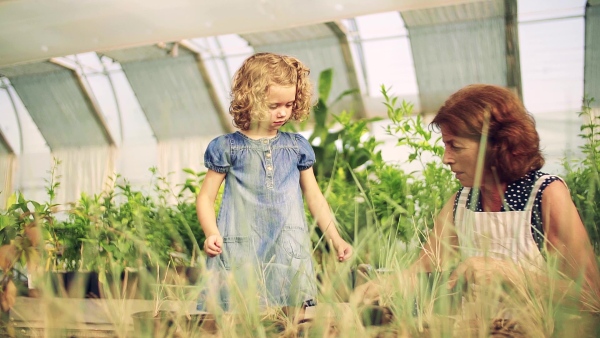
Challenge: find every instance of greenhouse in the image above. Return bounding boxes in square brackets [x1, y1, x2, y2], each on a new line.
[0, 0, 598, 337]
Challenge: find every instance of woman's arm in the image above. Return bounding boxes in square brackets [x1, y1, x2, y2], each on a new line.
[542, 180, 600, 311]
[196, 169, 226, 257]
[411, 194, 460, 273]
[299, 167, 352, 261]
[351, 194, 459, 304]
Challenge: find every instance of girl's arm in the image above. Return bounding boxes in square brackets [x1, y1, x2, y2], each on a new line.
[542, 180, 600, 312]
[299, 167, 352, 261]
[196, 169, 226, 257]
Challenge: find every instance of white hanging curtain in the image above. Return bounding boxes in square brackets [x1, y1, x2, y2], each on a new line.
[0, 154, 17, 210]
[157, 136, 213, 204]
[52, 146, 117, 205]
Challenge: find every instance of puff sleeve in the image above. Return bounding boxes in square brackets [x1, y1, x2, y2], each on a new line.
[295, 133, 315, 171]
[204, 135, 231, 173]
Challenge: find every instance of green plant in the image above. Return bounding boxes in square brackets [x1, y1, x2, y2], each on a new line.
[296, 69, 386, 262]
[297, 72, 458, 267]
[563, 96, 600, 254]
[1, 92, 599, 337]
[381, 86, 458, 240]
[0, 158, 64, 296]
[0, 192, 47, 314]
[305, 68, 383, 182]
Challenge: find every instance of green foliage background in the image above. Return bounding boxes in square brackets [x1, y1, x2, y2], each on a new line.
[0, 69, 597, 283]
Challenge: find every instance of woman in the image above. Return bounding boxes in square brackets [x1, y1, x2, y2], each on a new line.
[354, 84, 600, 312]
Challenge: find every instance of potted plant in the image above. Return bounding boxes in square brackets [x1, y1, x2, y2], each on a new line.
[130, 263, 178, 337]
[0, 193, 49, 336]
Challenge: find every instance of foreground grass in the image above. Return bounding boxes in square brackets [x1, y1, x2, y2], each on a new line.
[6, 230, 599, 338]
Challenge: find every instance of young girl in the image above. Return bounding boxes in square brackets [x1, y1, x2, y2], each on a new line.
[196, 52, 352, 311]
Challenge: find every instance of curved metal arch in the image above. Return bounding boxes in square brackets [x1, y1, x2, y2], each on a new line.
[0, 78, 19, 154]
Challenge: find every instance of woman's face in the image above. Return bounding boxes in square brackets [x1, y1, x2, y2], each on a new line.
[440, 126, 483, 187]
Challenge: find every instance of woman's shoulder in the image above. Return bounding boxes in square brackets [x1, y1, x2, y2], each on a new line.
[512, 170, 562, 187]
[512, 171, 564, 202]
[527, 170, 563, 187]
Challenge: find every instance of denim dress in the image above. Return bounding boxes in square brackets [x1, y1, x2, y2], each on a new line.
[199, 131, 317, 310]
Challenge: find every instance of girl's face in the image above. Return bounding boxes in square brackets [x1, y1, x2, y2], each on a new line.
[440, 125, 484, 187]
[257, 84, 296, 134]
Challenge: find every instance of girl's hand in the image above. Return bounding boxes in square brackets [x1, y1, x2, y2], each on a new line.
[204, 235, 223, 257]
[332, 238, 353, 262]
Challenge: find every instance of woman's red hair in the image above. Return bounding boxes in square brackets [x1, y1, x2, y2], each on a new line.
[431, 84, 544, 183]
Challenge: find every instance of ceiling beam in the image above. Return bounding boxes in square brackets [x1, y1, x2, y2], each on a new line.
[0, 128, 14, 155]
[178, 40, 234, 134]
[504, 0, 522, 99]
[326, 21, 367, 119]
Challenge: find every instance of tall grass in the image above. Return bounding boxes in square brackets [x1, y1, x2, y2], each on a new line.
[1, 95, 599, 337]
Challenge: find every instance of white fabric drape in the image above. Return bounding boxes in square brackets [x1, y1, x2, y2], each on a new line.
[157, 136, 214, 204]
[0, 154, 17, 210]
[52, 146, 117, 205]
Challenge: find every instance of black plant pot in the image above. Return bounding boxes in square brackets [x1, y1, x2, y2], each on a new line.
[0, 310, 14, 337]
[360, 305, 394, 326]
[50, 271, 100, 298]
[178, 313, 218, 336]
[131, 311, 177, 338]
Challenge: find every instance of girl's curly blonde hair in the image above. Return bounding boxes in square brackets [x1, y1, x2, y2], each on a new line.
[229, 52, 314, 130]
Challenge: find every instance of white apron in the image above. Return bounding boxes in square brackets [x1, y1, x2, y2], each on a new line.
[453, 175, 558, 271]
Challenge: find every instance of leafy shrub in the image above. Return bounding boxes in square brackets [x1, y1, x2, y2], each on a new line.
[563, 97, 600, 254]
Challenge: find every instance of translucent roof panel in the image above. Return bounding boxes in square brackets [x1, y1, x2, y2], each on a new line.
[585, 3, 600, 107]
[189, 35, 254, 111]
[242, 24, 364, 117]
[519, 17, 585, 114]
[44, 53, 157, 147]
[0, 78, 48, 154]
[101, 45, 227, 140]
[62, 53, 123, 146]
[0, 62, 112, 149]
[518, 0, 585, 21]
[518, 0, 587, 173]
[344, 12, 419, 105]
[402, 0, 511, 114]
[99, 58, 156, 146]
[0, 85, 17, 154]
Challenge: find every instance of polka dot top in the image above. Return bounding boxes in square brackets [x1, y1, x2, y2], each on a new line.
[452, 170, 561, 251]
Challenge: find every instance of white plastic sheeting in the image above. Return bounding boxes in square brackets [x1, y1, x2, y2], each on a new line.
[51, 145, 117, 205]
[156, 136, 215, 204]
[0, 154, 16, 209]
